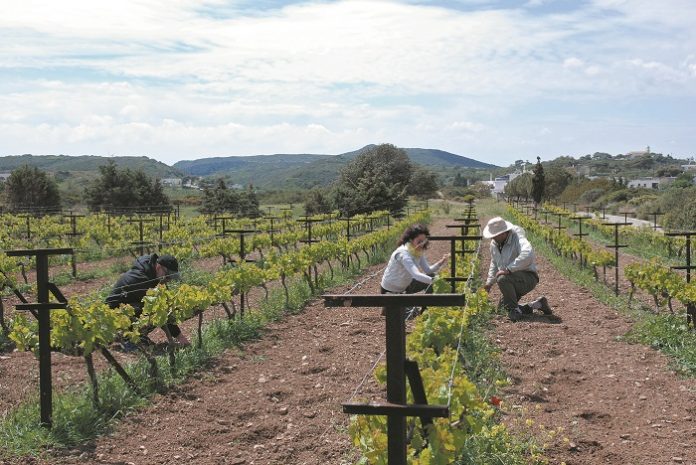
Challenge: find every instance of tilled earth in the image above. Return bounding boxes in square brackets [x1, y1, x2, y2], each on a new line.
[2, 216, 695, 464]
[482, 217, 696, 465]
[0, 220, 452, 465]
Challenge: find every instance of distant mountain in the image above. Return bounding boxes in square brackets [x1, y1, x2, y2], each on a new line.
[173, 153, 326, 177]
[174, 145, 497, 189]
[0, 147, 497, 191]
[402, 147, 497, 169]
[0, 154, 182, 178]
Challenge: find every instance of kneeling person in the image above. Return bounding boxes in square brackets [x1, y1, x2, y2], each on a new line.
[482, 217, 552, 321]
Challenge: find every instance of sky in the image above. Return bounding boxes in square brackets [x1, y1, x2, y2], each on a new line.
[1, 0, 695, 166]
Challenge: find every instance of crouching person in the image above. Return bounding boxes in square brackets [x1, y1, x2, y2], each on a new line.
[106, 253, 190, 348]
[482, 217, 552, 321]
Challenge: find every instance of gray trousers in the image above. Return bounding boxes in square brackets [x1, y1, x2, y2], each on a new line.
[496, 271, 539, 311]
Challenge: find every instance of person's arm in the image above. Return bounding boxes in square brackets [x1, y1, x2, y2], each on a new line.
[507, 232, 535, 272]
[418, 253, 449, 274]
[484, 243, 498, 291]
[401, 252, 434, 284]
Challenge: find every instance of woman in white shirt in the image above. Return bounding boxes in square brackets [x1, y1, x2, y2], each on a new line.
[380, 224, 450, 294]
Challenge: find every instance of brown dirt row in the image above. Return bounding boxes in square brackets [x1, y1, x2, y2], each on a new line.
[0, 218, 454, 465]
[482, 216, 696, 465]
[4, 214, 695, 464]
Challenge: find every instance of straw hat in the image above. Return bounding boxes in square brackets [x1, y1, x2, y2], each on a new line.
[482, 217, 514, 239]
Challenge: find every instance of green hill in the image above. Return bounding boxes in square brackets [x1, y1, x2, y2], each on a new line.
[174, 145, 497, 188]
[0, 154, 182, 179]
[0, 147, 498, 191]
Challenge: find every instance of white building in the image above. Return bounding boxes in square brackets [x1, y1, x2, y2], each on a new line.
[627, 177, 674, 189]
[482, 170, 525, 195]
[626, 146, 651, 158]
[161, 177, 183, 187]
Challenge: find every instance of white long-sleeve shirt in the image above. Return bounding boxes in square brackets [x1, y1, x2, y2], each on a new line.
[486, 225, 538, 286]
[381, 244, 444, 293]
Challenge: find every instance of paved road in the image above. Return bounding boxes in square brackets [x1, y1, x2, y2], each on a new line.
[575, 212, 662, 230]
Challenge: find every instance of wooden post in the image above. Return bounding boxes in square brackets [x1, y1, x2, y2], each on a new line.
[63, 212, 85, 278]
[651, 212, 662, 231]
[223, 229, 259, 316]
[127, 216, 155, 256]
[385, 304, 407, 463]
[432, 234, 481, 293]
[571, 216, 589, 266]
[553, 212, 568, 235]
[7, 247, 73, 427]
[618, 211, 632, 225]
[665, 232, 695, 284]
[602, 223, 629, 296]
[323, 293, 466, 465]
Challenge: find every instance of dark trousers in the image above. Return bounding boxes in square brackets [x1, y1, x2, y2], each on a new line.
[496, 271, 539, 311]
[131, 305, 182, 338]
[380, 273, 435, 295]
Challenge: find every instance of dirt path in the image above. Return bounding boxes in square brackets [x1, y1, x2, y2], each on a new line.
[482, 218, 696, 465]
[3, 220, 451, 465]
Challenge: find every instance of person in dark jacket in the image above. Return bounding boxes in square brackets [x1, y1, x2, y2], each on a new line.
[107, 253, 190, 347]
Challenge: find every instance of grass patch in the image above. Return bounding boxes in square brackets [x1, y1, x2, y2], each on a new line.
[0, 246, 393, 460]
[624, 314, 696, 376]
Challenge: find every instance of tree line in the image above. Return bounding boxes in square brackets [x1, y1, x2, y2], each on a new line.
[0, 144, 439, 218]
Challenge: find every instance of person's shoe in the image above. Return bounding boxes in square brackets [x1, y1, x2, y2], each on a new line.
[537, 296, 553, 315]
[520, 304, 533, 315]
[173, 334, 191, 347]
[508, 306, 524, 322]
[120, 341, 139, 353]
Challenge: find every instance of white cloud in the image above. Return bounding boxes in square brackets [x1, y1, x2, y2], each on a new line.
[584, 65, 601, 76]
[1, 0, 696, 163]
[445, 121, 485, 133]
[563, 57, 584, 69]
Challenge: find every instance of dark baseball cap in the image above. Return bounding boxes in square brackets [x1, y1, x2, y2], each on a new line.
[157, 254, 180, 279]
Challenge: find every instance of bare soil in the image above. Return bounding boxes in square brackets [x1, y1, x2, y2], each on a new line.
[0, 221, 451, 465]
[482, 217, 696, 465]
[2, 217, 695, 465]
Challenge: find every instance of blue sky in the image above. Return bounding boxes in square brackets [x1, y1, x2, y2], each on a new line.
[1, 0, 695, 166]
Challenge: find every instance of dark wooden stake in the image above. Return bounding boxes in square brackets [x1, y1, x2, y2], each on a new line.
[602, 223, 629, 296]
[323, 293, 465, 465]
[7, 247, 73, 427]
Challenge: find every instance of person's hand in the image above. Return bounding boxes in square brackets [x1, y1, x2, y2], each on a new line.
[495, 268, 511, 278]
[439, 253, 450, 264]
[483, 283, 493, 293]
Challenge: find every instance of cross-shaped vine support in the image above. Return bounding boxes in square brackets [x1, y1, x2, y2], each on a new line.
[322, 293, 466, 465]
[7, 247, 73, 427]
[602, 222, 629, 296]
